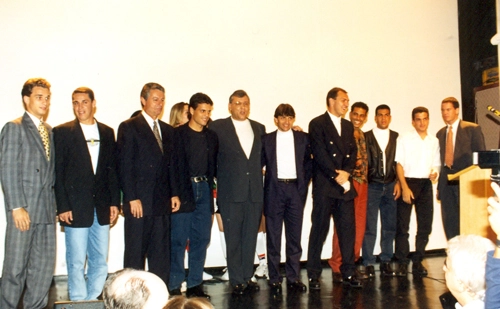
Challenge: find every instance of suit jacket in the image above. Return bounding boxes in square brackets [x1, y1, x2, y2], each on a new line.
[308, 112, 357, 200]
[436, 120, 485, 190]
[210, 117, 266, 204]
[117, 113, 177, 217]
[173, 123, 218, 213]
[261, 130, 312, 215]
[53, 119, 120, 227]
[0, 112, 56, 224]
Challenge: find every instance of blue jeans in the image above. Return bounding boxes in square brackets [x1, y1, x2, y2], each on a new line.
[65, 211, 109, 300]
[169, 181, 212, 290]
[362, 181, 397, 265]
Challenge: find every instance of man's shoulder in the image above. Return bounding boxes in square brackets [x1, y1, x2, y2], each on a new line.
[309, 113, 327, 124]
[53, 119, 77, 131]
[96, 121, 114, 132]
[209, 117, 230, 130]
[460, 120, 481, 129]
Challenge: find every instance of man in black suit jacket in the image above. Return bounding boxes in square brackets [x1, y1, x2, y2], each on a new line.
[117, 83, 180, 285]
[169, 93, 218, 299]
[54, 87, 120, 301]
[210, 90, 266, 295]
[262, 104, 312, 294]
[437, 97, 485, 239]
[307, 87, 361, 289]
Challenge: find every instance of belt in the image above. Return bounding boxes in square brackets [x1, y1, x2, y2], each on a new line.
[191, 176, 208, 183]
[443, 165, 454, 170]
[277, 178, 297, 184]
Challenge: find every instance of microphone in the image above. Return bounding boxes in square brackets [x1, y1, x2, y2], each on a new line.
[487, 105, 500, 117]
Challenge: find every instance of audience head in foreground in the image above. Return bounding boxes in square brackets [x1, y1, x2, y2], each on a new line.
[163, 296, 214, 309]
[103, 268, 169, 309]
[444, 235, 494, 308]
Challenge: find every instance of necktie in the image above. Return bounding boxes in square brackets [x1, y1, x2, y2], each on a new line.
[153, 121, 163, 153]
[38, 121, 50, 160]
[445, 125, 454, 167]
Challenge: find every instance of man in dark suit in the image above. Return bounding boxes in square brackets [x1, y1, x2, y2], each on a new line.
[0, 78, 56, 308]
[262, 104, 312, 295]
[117, 82, 180, 285]
[307, 87, 361, 289]
[169, 93, 218, 298]
[437, 97, 485, 240]
[210, 90, 266, 295]
[53, 87, 120, 300]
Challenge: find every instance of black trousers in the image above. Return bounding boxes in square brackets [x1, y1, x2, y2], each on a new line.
[307, 194, 356, 279]
[439, 168, 460, 240]
[395, 178, 433, 263]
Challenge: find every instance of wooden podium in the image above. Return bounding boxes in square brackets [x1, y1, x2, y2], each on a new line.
[448, 165, 496, 241]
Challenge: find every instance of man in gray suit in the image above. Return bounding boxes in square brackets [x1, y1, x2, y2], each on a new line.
[0, 78, 56, 308]
[210, 90, 266, 295]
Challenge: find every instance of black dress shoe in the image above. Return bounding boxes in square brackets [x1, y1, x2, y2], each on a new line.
[342, 276, 363, 288]
[169, 288, 182, 296]
[232, 284, 245, 295]
[287, 280, 307, 292]
[186, 284, 210, 299]
[396, 263, 408, 277]
[269, 282, 282, 294]
[355, 269, 369, 280]
[308, 278, 321, 290]
[332, 271, 344, 283]
[412, 262, 428, 276]
[365, 265, 375, 278]
[380, 262, 396, 277]
[245, 280, 260, 292]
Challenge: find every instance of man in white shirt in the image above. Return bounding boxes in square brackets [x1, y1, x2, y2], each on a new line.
[395, 106, 441, 276]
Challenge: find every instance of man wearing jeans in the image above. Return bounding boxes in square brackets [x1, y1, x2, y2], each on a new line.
[362, 104, 400, 277]
[54, 87, 120, 300]
[169, 93, 218, 299]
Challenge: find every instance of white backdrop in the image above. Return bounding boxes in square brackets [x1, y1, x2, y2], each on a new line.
[0, 0, 459, 275]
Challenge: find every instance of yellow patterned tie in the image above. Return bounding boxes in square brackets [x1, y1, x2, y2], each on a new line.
[38, 121, 50, 160]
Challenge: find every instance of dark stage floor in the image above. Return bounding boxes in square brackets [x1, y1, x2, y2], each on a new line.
[43, 254, 448, 309]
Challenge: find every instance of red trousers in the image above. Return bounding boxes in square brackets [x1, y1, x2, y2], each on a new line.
[328, 181, 368, 272]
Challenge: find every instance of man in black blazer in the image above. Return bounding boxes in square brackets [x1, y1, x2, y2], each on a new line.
[307, 87, 361, 289]
[117, 83, 180, 285]
[210, 90, 266, 295]
[169, 93, 218, 299]
[262, 104, 312, 294]
[54, 87, 120, 301]
[437, 97, 485, 240]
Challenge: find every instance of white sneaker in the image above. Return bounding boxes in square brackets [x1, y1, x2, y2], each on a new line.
[181, 281, 187, 292]
[220, 268, 229, 281]
[254, 263, 268, 279]
[250, 275, 257, 282]
[203, 271, 213, 280]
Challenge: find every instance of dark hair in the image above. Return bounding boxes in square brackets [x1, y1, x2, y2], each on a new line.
[229, 89, 249, 103]
[375, 104, 391, 115]
[21, 78, 51, 98]
[72, 87, 95, 101]
[326, 87, 347, 107]
[412, 106, 429, 120]
[351, 102, 369, 113]
[189, 92, 214, 111]
[274, 103, 296, 118]
[442, 97, 460, 109]
[140, 83, 165, 101]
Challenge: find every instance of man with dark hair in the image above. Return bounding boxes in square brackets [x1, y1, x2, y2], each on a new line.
[169, 93, 218, 299]
[328, 102, 369, 282]
[307, 87, 361, 289]
[362, 104, 401, 278]
[53, 87, 120, 300]
[437, 97, 485, 240]
[395, 106, 440, 276]
[209, 90, 266, 295]
[117, 82, 180, 285]
[262, 103, 312, 294]
[0, 78, 56, 308]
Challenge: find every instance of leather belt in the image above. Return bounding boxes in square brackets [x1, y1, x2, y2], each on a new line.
[191, 176, 208, 183]
[277, 178, 297, 184]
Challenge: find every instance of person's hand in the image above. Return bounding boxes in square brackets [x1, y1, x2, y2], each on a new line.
[58, 211, 73, 225]
[292, 125, 303, 132]
[13, 208, 31, 231]
[401, 187, 414, 204]
[171, 196, 181, 212]
[393, 182, 401, 200]
[335, 170, 350, 185]
[130, 200, 143, 218]
[429, 171, 438, 182]
[110, 206, 119, 227]
[488, 182, 500, 237]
